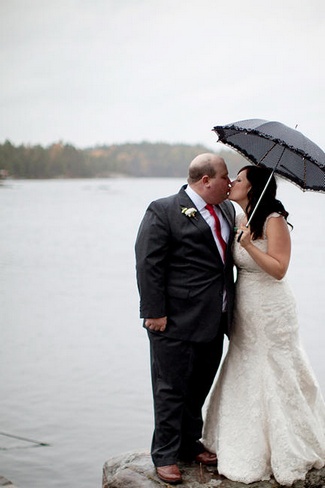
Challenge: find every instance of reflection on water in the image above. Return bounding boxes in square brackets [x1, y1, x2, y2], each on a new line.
[0, 178, 324, 487]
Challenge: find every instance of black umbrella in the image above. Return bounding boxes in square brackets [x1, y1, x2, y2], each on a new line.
[212, 119, 325, 240]
[213, 118, 325, 192]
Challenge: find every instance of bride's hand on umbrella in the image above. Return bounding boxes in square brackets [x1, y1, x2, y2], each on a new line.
[237, 225, 252, 248]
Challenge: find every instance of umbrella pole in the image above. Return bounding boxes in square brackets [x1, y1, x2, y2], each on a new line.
[237, 148, 285, 242]
[246, 170, 275, 221]
[237, 170, 275, 242]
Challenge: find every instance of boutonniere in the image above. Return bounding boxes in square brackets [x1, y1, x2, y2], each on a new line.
[181, 207, 197, 219]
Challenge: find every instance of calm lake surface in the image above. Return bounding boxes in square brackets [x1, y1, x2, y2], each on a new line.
[1, 177, 324, 487]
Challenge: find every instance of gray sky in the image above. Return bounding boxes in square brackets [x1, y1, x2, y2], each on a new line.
[1, 0, 325, 150]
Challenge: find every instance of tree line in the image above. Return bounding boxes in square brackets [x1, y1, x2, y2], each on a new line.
[0, 140, 245, 179]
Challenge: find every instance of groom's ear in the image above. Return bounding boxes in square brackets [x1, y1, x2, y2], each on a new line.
[202, 175, 210, 186]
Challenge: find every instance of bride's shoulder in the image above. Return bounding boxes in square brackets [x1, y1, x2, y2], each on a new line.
[264, 212, 284, 228]
[266, 211, 282, 222]
[263, 212, 285, 238]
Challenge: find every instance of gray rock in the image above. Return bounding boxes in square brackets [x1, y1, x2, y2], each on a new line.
[102, 451, 325, 488]
[0, 476, 18, 487]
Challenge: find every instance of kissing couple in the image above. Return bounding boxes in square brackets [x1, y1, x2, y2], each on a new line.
[135, 153, 325, 485]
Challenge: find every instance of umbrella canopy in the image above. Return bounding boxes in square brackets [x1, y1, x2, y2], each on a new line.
[213, 119, 325, 193]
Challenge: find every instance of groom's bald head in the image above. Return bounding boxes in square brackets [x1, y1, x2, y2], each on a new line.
[187, 153, 226, 184]
[187, 153, 230, 205]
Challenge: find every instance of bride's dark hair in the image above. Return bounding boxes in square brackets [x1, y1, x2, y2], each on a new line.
[240, 165, 292, 240]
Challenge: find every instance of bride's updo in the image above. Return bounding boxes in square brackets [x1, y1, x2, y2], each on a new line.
[241, 165, 292, 240]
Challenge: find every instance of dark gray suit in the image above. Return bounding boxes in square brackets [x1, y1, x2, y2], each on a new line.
[135, 185, 236, 466]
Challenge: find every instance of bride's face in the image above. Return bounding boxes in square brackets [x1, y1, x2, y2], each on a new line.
[229, 170, 251, 205]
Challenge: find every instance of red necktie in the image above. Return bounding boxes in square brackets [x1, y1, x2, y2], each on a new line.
[205, 204, 227, 262]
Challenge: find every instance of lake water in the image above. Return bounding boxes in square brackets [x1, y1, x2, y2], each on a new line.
[0, 177, 324, 488]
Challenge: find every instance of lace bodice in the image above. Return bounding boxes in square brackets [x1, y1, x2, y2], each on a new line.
[234, 212, 282, 274]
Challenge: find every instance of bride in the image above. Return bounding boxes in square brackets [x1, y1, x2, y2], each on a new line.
[201, 165, 325, 485]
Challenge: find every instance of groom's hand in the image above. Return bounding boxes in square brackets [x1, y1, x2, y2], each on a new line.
[145, 317, 167, 332]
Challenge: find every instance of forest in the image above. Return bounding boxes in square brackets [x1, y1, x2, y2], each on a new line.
[0, 140, 245, 179]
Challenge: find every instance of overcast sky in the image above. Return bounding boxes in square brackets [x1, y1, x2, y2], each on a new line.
[1, 0, 324, 150]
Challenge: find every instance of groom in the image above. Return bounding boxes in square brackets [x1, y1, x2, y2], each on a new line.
[135, 153, 236, 484]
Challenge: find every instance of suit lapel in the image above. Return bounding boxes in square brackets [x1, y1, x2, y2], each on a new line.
[178, 187, 222, 256]
[179, 187, 236, 264]
[219, 201, 234, 229]
[219, 201, 236, 261]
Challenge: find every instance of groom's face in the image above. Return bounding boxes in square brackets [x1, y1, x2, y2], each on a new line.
[207, 162, 231, 204]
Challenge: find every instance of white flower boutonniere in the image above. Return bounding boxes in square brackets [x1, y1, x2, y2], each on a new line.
[181, 207, 197, 219]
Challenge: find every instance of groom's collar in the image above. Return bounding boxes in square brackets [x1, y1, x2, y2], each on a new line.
[184, 184, 207, 212]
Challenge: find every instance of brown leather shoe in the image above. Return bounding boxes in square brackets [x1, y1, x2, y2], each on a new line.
[156, 464, 182, 484]
[195, 450, 217, 465]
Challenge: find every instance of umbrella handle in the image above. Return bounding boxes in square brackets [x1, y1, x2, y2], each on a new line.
[237, 221, 250, 242]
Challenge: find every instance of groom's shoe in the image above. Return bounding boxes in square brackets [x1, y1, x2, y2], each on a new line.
[195, 450, 217, 466]
[156, 464, 182, 484]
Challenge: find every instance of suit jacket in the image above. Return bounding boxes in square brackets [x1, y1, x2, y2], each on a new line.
[135, 185, 236, 342]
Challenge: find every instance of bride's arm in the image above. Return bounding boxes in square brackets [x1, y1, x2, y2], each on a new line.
[238, 216, 291, 280]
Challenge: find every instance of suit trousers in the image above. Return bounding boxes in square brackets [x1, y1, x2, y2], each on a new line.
[147, 317, 226, 467]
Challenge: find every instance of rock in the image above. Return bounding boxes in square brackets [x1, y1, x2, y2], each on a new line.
[102, 451, 325, 488]
[0, 475, 18, 487]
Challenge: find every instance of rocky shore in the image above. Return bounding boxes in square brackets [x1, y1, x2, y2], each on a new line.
[0, 475, 17, 487]
[102, 451, 325, 488]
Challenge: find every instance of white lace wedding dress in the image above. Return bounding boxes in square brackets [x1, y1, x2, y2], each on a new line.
[202, 213, 325, 485]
